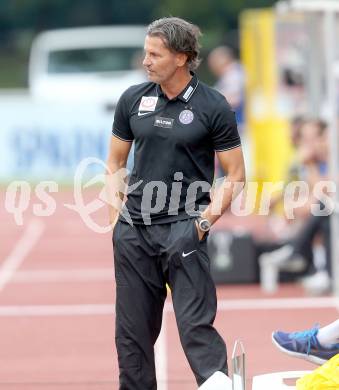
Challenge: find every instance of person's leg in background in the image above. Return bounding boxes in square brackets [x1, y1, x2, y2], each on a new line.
[291, 214, 328, 270]
[258, 213, 329, 278]
[317, 319, 339, 346]
[272, 319, 339, 365]
[299, 215, 332, 294]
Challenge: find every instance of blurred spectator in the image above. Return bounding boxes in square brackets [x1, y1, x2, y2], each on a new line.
[208, 46, 246, 179]
[257, 118, 332, 294]
[289, 115, 304, 151]
[208, 46, 245, 130]
[268, 115, 305, 213]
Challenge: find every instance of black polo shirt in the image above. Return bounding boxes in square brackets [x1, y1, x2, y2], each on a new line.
[112, 73, 241, 225]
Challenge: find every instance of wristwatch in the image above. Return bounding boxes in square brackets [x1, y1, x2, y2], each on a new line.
[197, 216, 211, 232]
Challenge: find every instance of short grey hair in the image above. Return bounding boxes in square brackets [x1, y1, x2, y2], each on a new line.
[147, 17, 202, 70]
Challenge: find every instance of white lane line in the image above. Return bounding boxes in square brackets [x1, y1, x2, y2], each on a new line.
[216, 297, 339, 311]
[155, 313, 168, 390]
[0, 297, 338, 317]
[0, 304, 115, 316]
[0, 219, 45, 292]
[11, 268, 114, 283]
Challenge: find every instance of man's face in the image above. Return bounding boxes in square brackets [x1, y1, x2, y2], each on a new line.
[143, 35, 184, 84]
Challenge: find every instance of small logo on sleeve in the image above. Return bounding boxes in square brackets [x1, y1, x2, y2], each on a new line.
[154, 116, 174, 128]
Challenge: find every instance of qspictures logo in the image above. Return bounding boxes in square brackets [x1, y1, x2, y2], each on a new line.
[3, 157, 337, 233]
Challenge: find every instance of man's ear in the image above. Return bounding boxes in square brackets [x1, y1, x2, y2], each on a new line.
[176, 52, 188, 67]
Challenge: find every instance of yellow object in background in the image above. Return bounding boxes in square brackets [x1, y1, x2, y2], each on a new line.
[240, 9, 294, 185]
[296, 354, 339, 390]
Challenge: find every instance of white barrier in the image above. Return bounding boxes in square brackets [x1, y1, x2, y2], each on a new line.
[0, 98, 114, 182]
[252, 371, 311, 390]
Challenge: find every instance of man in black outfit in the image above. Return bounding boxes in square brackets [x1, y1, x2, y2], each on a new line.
[106, 17, 245, 390]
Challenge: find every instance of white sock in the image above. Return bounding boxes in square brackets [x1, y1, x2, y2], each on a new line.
[317, 319, 339, 347]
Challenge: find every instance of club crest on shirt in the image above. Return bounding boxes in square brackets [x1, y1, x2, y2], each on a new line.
[179, 109, 194, 124]
[139, 96, 158, 112]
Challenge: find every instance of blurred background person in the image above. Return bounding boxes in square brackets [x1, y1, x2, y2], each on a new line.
[257, 118, 332, 295]
[208, 45, 247, 179]
[208, 45, 245, 132]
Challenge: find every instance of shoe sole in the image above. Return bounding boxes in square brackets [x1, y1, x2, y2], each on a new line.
[271, 333, 326, 366]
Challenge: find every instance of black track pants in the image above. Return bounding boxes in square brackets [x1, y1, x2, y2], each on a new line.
[113, 218, 227, 389]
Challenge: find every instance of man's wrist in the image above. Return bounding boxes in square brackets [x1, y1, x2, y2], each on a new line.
[201, 207, 221, 227]
[196, 215, 211, 232]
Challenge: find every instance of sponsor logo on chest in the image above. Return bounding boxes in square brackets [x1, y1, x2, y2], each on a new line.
[154, 116, 174, 129]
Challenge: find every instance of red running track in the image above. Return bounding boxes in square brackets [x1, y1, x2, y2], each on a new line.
[0, 189, 337, 389]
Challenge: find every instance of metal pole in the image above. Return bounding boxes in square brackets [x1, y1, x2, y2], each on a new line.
[323, 10, 339, 297]
[306, 13, 322, 117]
[276, 0, 339, 295]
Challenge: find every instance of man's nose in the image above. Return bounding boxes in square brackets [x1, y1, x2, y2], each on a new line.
[143, 55, 151, 67]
